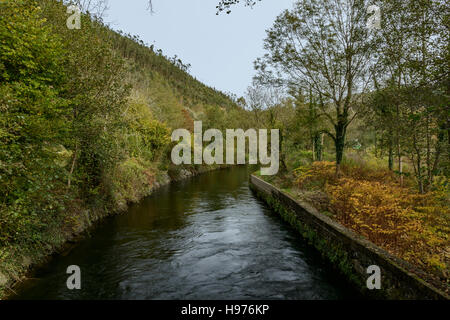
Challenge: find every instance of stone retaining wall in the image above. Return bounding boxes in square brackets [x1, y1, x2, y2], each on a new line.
[250, 174, 448, 300]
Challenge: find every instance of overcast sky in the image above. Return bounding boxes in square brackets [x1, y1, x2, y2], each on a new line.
[103, 0, 293, 97]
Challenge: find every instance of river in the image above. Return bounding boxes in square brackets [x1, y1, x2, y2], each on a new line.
[12, 167, 361, 300]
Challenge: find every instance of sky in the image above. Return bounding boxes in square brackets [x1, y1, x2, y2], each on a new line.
[103, 0, 293, 98]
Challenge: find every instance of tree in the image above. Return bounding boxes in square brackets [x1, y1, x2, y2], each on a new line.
[245, 82, 282, 126]
[62, 0, 109, 17]
[255, 0, 378, 174]
[0, 0, 70, 244]
[216, 0, 262, 14]
[365, 83, 397, 170]
[244, 83, 289, 171]
[290, 87, 327, 162]
[371, 0, 449, 192]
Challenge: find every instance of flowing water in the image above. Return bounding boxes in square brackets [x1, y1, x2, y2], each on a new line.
[12, 167, 361, 300]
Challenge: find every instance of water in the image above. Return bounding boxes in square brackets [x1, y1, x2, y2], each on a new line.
[12, 167, 361, 300]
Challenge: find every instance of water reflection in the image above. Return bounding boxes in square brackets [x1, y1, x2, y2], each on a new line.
[13, 167, 361, 300]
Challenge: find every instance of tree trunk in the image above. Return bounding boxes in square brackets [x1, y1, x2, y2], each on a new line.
[320, 133, 324, 160]
[374, 131, 378, 158]
[426, 112, 432, 191]
[67, 142, 79, 190]
[398, 153, 403, 187]
[314, 133, 323, 162]
[279, 129, 288, 173]
[396, 103, 403, 187]
[388, 134, 394, 171]
[413, 130, 425, 194]
[335, 122, 346, 176]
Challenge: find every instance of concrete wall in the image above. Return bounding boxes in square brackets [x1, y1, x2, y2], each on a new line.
[250, 174, 448, 300]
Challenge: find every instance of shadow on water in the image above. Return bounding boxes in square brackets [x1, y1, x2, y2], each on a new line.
[12, 166, 363, 300]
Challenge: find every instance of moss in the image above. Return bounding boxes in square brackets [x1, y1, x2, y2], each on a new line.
[250, 184, 374, 296]
[251, 178, 450, 299]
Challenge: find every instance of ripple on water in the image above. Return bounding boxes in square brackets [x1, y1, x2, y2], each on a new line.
[12, 167, 361, 300]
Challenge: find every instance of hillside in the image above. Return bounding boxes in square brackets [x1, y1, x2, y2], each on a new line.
[0, 0, 252, 296]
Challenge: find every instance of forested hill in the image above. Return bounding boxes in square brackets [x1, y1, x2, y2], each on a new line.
[109, 30, 236, 109]
[0, 0, 251, 294]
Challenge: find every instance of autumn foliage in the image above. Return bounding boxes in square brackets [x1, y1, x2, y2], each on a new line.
[295, 161, 449, 276]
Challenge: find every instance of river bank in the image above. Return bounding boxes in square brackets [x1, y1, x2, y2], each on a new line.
[249, 174, 449, 300]
[1, 0, 251, 299]
[9, 166, 360, 300]
[0, 164, 228, 299]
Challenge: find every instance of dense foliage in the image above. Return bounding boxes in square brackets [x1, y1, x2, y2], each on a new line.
[0, 0, 448, 296]
[0, 0, 252, 292]
[295, 161, 448, 275]
[251, 0, 449, 290]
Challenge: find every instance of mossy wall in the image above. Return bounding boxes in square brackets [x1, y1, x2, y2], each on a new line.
[250, 175, 448, 300]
